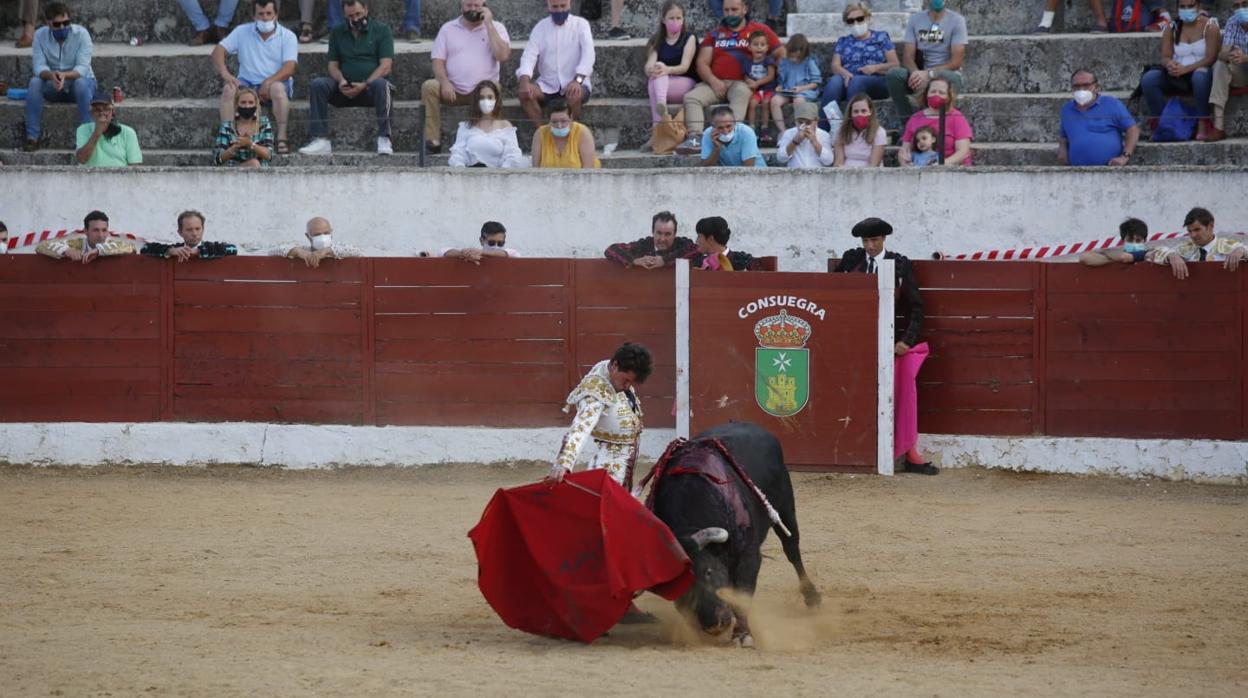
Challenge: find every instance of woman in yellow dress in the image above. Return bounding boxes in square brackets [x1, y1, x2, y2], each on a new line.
[531, 97, 602, 169]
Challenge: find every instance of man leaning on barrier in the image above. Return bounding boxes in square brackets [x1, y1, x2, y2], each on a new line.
[433, 220, 521, 262]
[604, 210, 698, 269]
[140, 210, 238, 262]
[270, 216, 363, 268]
[36, 210, 136, 263]
[1149, 207, 1246, 279]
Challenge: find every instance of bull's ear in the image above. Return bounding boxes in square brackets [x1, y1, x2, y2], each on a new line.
[690, 527, 729, 550]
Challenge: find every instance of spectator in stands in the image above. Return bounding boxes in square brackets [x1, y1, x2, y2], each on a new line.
[833, 93, 886, 167]
[178, 0, 237, 45]
[435, 221, 521, 261]
[447, 81, 525, 168]
[1140, 1, 1221, 139]
[897, 77, 972, 166]
[643, 1, 697, 144]
[710, 0, 784, 34]
[676, 0, 783, 155]
[604, 210, 699, 268]
[140, 210, 238, 262]
[14, 0, 36, 48]
[0, 221, 6, 253]
[1035, 0, 1109, 33]
[517, 0, 595, 125]
[833, 217, 934, 475]
[770, 34, 821, 135]
[532, 96, 600, 168]
[1080, 218, 1151, 266]
[886, 0, 968, 122]
[76, 90, 142, 167]
[1150, 206, 1246, 279]
[212, 0, 297, 155]
[1208, 0, 1248, 141]
[698, 105, 766, 167]
[692, 216, 764, 271]
[422, 0, 511, 154]
[1058, 69, 1139, 166]
[23, 2, 95, 153]
[744, 30, 779, 143]
[213, 87, 274, 167]
[819, 3, 897, 125]
[776, 101, 833, 168]
[271, 217, 363, 268]
[299, 0, 395, 157]
[36, 210, 136, 261]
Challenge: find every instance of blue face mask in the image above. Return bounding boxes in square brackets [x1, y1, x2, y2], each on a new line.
[550, 10, 570, 25]
[550, 124, 571, 138]
[1233, 7, 1248, 24]
[1178, 8, 1199, 22]
[1124, 242, 1147, 253]
[52, 26, 71, 41]
[929, 0, 946, 11]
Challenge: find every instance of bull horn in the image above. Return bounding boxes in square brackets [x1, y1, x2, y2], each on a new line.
[691, 527, 729, 550]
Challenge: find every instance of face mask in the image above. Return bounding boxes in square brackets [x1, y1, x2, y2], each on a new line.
[665, 19, 683, 34]
[550, 125, 571, 138]
[721, 15, 744, 28]
[851, 21, 869, 37]
[52, 27, 71, 41]
[929, 0, 946, 11]
[463, 10, 483, 22]
[1236, 8, 1248, 25]
[350, 17, 369, 32]
[550, 11, 570, 25]
[1123, 243, 1147, 253]
[255, 19, 276, 33]
[852, 115, 870, 130]
[717, 129, 735, 143]
[478, 98, 496, 113]
[1178, 8, 1198, 22]
[926, 94, 947, 110]
[1072, 89, 1095, 106]
[310, 234, 333, 251]
[104, 122, 121, 138]
[236, 105, 258, 120]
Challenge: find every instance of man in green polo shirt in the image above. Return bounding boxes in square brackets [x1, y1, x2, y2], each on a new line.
[75, 91, 143, 167]
[299, 0, 395, 156]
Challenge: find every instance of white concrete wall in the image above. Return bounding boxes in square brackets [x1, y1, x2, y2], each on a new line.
[2, 423, 1245, 483]
[4, 167, 1247, 272]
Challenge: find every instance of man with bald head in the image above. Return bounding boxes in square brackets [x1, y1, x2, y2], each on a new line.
[270, 216, 362, 267]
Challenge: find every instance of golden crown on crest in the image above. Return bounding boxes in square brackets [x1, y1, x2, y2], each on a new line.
[754, 310, 811, 349]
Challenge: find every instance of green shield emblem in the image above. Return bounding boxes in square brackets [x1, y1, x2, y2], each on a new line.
[755, 348, 809, 417]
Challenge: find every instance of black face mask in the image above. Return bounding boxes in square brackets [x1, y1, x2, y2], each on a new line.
[350, 16, 369, 31]
[463, 10, 483, 21]
[104, 122, 121, 138]
[236, 106, 257, 120]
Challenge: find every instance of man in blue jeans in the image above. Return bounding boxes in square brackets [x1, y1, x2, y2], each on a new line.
[328, 0, 422, 40]
[24, 2, 96, 152]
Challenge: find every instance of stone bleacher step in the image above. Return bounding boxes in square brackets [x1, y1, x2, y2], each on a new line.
[787, 12, 910, 42]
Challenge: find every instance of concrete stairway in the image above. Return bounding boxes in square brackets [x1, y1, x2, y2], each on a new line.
[788, 0, 920, 41]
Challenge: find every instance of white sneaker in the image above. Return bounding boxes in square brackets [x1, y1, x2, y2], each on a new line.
[298, 138, 332, 155]
[376, 137, 393, 155]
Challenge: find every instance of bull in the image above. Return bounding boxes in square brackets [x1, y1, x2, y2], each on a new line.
[649, 421, 822, 647]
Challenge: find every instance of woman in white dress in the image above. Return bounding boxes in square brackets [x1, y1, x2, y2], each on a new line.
[447, 80, 526, 168]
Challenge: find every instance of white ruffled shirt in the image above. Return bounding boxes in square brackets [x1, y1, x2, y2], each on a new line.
[447, 122, 526, 168]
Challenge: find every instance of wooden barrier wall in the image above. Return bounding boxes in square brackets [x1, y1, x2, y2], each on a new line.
[2, 256, 1246, 445]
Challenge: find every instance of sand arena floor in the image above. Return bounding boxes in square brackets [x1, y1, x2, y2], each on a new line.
[1, 464, 1245, 697]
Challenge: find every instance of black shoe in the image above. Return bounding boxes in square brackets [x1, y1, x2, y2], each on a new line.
[426, 142, 441, 154]
[903, 460, 939, 476]
[22, 138, 40, 152]
[607, 26, 630, 40]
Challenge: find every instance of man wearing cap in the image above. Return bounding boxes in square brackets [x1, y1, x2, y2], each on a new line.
[833, 217, 935, 475]
[776, 102, 833, 169]
[75, 90, 143, 167]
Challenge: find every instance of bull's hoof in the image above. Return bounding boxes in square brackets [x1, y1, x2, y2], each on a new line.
[803, 588, 823, 609]
[734, 632, 755, 649]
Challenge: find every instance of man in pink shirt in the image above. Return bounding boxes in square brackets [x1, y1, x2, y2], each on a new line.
[421, 0, 511, 153]
[516, 0, 595, 124]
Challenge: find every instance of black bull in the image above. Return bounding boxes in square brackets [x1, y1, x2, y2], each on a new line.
[649, 421, 822, 646]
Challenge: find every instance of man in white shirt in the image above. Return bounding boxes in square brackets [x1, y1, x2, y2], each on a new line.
[435, 221, 521, 262]
[516, 0, 595, 125]
[776, 102, 833, 169]
[270, 216, 363, 268]
[212, 0, 299, 152]
[421, 0, 511, 153]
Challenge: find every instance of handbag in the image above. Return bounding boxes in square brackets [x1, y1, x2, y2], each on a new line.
[652, 108, 688, 155]
[1151, 97, 1197, 142]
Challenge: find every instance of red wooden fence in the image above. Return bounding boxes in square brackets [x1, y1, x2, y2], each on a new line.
[2, 256, 1246, 444]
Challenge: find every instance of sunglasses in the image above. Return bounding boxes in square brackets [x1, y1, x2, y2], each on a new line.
[483, 239, 506, 247]
[50, 19, 71, 28]
[845, 15, 866, 24]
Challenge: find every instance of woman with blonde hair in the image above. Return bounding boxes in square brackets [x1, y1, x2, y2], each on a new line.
[213, 87, 273, 167]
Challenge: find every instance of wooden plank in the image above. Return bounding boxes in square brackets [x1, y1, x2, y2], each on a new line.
[376, 338, 566, 364]
[173, 257, 365, 282]
[0, 339, 162, 367]
[374, 285, 565, 314]
[173, 384, 363, 401]
[174, 280, 361, 308]
[575, 335, 675, 369]
[377, 401, 567, 427]
[1046, 351, 1238, 381]
[174, 332, 362, 361]
[359, 258, 377, 425]
[923, 317, 1036, 333]
[1046, 409, 1240, 440]
[918, 382, 1034, 411]
[0, 311, 159, 339]
[0, 395, 160, 423]
[0, 283, 161, 312]
[918, 410, 1035, 435]
[921, 330, 1034, 355]
[173, 397, 364, 424]
[922, 289, 1035, 318]
[375, 313, 565, 340]
[1, 368, 161, 398]
[0, 255, 161, 284]
[693, 270, 873, 292]
[575, 307, 675, 333]
[374, 364, 567, 403]
[175, 359, 363, 387]
[1046, 291, 1239, 322]
[919, 356, 1034, 384]
[174, 308, 362, 335]
[1046, 380, 1238, 411]
[912, 261, 1041, 290]
[574, 274, 676, 307]
[373, 258, 568, 286]
[1048, 319, 1237, 352]
[1046, 262, 1240, 293]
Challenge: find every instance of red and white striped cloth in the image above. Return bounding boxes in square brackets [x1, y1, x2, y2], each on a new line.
[946, 231, 1247, 261]
[5, 229, 145, 251]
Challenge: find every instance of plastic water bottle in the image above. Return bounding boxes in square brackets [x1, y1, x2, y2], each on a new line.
[112, 86, 124, 104]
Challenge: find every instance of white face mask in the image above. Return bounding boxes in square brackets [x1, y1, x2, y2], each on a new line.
[717, 129, 735, 143]
[0, 239, 7, 254]
[255, 19, 277, 33]
[1072, 89, 1095, 106]
[310, 234, 333, 251]
[851, 21, 869, 37]
[478, 98, 496, 114]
